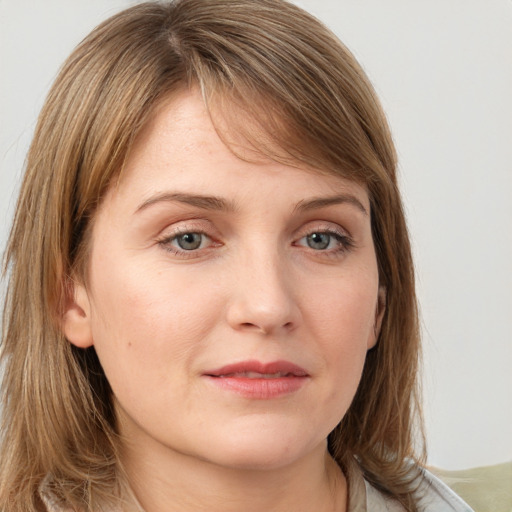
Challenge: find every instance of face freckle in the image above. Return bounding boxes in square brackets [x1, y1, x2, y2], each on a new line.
[66, 88, 384, 473]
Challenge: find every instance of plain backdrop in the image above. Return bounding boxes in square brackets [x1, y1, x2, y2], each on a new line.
[1, 0, 511, 470]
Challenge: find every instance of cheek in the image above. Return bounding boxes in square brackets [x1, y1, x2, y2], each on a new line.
[306, 268, 378, 343]
[303, 268, 378, 403]
[86, 256, 219, 387]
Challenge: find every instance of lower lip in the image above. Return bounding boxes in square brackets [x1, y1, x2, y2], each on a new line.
[203, 375, 308, 399]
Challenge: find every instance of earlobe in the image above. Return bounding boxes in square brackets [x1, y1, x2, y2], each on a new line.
[368, 286, 386, 350]
[61, 282, 94, 348]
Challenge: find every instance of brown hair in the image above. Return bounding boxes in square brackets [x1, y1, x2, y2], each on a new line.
[0, 0, 424, 510]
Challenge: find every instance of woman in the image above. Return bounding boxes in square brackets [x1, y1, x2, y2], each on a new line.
[0, 0, 473, 511]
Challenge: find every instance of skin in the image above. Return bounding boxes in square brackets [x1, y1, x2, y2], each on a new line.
[63, 89, 385, 512]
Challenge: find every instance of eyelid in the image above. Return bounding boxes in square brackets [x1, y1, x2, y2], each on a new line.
[156, 218, 216, 239]
[295, 220, 351, 239]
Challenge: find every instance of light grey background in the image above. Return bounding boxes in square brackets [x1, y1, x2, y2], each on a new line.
[1, 0, 511, 470]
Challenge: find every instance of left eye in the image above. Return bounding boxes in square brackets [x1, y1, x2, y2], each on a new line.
[298, 232, 343, 251]
[171, 232, 207, 251]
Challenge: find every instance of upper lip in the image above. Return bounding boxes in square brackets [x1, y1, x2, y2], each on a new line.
[204, 360, 309, 378]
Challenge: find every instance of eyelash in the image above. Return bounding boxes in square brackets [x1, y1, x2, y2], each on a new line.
[156, 227, 216, 258]
[295, 228, 354, 257]
[156, 226, 354, 258]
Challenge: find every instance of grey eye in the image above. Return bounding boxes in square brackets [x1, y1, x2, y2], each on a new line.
[306, 232, 331, 250]
[175, 233, 203, 250]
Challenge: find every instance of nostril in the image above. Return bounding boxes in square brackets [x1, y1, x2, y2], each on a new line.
[238, 321, 295, 334]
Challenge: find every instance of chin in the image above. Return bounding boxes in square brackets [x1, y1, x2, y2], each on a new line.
[195, 423, 324, 472]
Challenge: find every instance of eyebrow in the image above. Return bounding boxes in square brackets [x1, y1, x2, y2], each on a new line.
[294, 194, 369, 216]
[135, 192, 238, 214]
[135, 191, 368, 216]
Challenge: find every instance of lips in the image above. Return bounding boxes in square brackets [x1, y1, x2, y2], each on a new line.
[203, 360, 309, 399]
[206, 360, 308, 378]
[219, 371, 294, 379]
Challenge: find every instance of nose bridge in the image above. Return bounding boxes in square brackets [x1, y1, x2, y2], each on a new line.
[226, 239, 299, 334]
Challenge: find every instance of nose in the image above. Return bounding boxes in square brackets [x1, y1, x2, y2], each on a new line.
[225, 250, 301, 336]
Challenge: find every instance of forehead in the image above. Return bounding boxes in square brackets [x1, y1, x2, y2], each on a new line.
[110, 88, 370, 212]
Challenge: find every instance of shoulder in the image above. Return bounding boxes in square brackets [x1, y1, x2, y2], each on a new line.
[414, 467, 475, 512]
[352, 461, 475, 512]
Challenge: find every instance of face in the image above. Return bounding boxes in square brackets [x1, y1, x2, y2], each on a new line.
[64, 90, 384, 472]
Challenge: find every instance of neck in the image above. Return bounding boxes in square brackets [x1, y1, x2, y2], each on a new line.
[120, 440, 347, 512]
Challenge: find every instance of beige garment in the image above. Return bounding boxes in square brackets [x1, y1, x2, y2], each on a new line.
[345, 459, 406, 512]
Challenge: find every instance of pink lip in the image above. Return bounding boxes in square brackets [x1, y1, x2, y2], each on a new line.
[203, 360, 309, 399]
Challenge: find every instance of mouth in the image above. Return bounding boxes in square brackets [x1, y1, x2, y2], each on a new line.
[216, 371, 301, 379]
[203, 360, 309, 399]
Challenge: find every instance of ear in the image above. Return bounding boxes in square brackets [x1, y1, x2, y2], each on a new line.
[367, 286, 386, 350]
[61, 280, 94, 348]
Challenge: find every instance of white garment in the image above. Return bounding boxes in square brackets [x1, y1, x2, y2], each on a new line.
[346, 459, 475, 512]
[412, 469, 476, 512]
